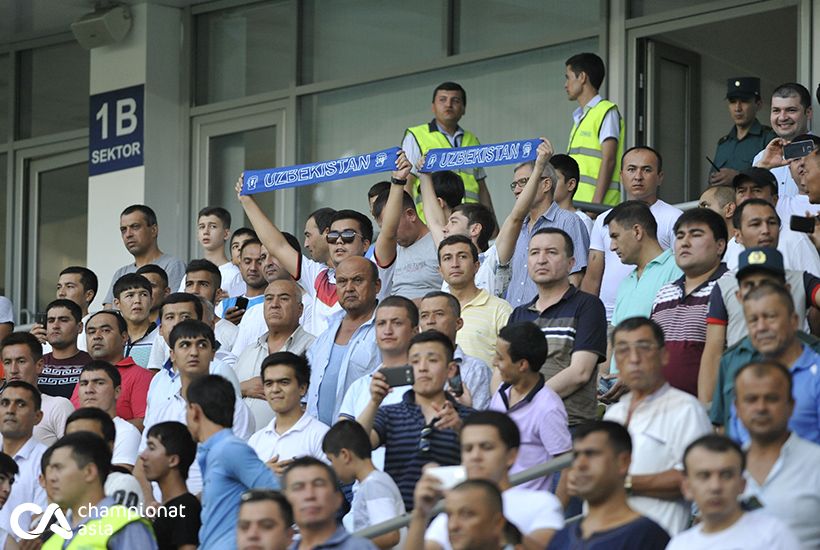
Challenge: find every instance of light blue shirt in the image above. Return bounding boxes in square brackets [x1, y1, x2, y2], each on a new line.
[318, 343, 348, 425]
[730, 344, 820, 445]
[612, 248, 683, 325]
[198, 429, 280, 550]
[306, 310, 381, 421]
[506, 201, 590, 308]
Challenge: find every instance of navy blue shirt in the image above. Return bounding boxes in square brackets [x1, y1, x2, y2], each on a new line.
[547, 516, 670, 549]
[373, 390, 474, 511]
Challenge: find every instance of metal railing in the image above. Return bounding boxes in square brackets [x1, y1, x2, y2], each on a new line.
[353, 453, 574, 539]
[573, 198, 699, 214]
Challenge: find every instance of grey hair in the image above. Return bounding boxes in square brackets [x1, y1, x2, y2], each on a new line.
[513, 161, 558, 186]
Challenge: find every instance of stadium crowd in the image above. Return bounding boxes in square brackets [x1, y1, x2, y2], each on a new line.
[1, 52, 820, 549]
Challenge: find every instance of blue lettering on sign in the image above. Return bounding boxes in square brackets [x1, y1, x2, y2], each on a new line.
[89, 85, 144, 176]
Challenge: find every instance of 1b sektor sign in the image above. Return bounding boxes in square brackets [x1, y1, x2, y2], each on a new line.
[89, 85, 144, 176]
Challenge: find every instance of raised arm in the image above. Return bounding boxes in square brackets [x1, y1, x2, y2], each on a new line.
[495, 138, 554, 263]
[356, 371, 391, 449]
[234, 175, 300, 277]
[375, 152, 412, 266]
[418, 161, 447, 247]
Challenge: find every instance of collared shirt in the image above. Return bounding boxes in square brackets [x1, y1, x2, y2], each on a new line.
[506, 201, 590, 308]
[571, 95, 622, 143]
[59, 496, 157, 550]
[0, 436, 47, 535]
[612, 248, 683, 325]
[288, 525, 377, 550]
[604, 383, 713, 535]
[247, 412, 330, 463]
[70, 356, 155, 420]
[442, 243, 511, 299]
[230, 292, 314, 357]
[508, 286, 607, 425]
[723, 229, 820, 275]
[650, 265, 730, 396]
[145, 356, 241, 420]
[373, 390, 474, 511]
[456, 289, 512, 366]
[753, 147, 801, 197]
[402, 119, 487, 181]
[454, 345, 492, 410]
[198, 429, 280, 550]
[489, 374, 571, 491]
[306, 310, 381, 422]
[742, 433, 820, 548]
[234, 325, 316, 428]
[590, 199, 683, 320]
[713, 119, 777, 172]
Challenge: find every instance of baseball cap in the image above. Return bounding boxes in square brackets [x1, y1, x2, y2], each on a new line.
[732, 167, 778, 194]
[736, 247, 785, 280]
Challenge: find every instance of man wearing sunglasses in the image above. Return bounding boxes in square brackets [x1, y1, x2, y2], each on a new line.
[238, 154, 410, 337]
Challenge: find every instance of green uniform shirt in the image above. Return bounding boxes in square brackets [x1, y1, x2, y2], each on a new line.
[713, 119, 776, 172]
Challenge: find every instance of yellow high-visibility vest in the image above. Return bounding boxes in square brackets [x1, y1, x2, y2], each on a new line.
[405, 121, 481, 221]
[567, 99, 624, 206]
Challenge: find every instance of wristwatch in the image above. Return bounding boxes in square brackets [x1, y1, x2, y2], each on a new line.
[624, 474, 633, 496]
[391, 177, 407, 186]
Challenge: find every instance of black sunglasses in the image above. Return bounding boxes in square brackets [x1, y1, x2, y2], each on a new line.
[326, 229, 363, 244]
[419, 417, 440, 453]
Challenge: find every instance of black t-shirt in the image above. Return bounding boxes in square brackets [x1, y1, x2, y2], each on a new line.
[153, 492, 201, 550]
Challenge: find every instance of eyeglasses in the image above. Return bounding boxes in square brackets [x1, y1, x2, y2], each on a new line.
[613, 341, 659, 358]
[509, 176, 548, 191]
[326, 230, 363, 244]
[419, 417, 440, 453]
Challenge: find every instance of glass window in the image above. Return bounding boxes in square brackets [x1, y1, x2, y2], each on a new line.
[0, 54, 8, 142]
[628, 0, 714, 18]
[300, 0, 444, 84]
[455, 0, 600, 54]
[297, 38, 597, 227]
[17, 42, 89, 139]
[195, 1, 296, 105]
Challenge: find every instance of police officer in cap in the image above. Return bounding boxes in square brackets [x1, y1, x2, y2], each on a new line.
[710, 77, 776, 186]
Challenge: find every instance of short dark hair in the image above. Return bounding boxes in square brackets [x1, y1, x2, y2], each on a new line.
[239, 238, 263, 256]
[573, 420, 633, 455]
[283, 456, 340, 492]
[113, 273, 152, 300]
[772, 82, 812, 109]
[261, 352, 311, 388]
[461, 411, 520, 450]
[367, 181, 390, 201]
[59, 266, 99, 303]
[451, 204, 495, 252]
[45, 299, 83, 324]
[498, 322, 547, 373]
[372, 190, 416, 220]
[410, 330, 455, 362]
[421, 291, 461, 318]
[66, 407, 116, 444]
[330, 209, 374, 243]
[308, 208, 336, 233]
[732, 198, 780, 230]
[81, 360, 121, 388]
[322, 420, 372, 459]
[451, 479, 503, 514]
[136, 264, 169, 289]
[0, 452, 18, 481]
[240, 490, 294, 527]
[2, 331, 44, 363]
[683, 434, 745, 474]
[1, 380, 41, 411]
[169, 319, 215, 349]
[377, 295, 419, 327]
[185, 259, 222, 288]
[743, 280, 795, 314]
[432, 81, 466, 105]
[86, 310, 128, 335]
[438, 234, 479, 264]
[611, 316, 665, 347]
[160, 292, 204, 321]
[604, 200, 658, 241]
[549, 154, 580, 191]
[121, 204, 157, 226]
[186, 374, 234, 428]
[673, 208, 729, 255]
[146, 421, 198, 480]
[198, 206, 231, 228]
[231, 227, 257, 244]
[734, 360, 794, 401]
[565, 52, 606, 89]
[50, 432, 113, 485]
[531, 227, 574, 258]
[432, 172, 466, 209]
[621, 145, 663, 172]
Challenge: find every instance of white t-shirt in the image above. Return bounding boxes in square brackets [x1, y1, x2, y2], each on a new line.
[667, 509, 799, 550]
[724, 227, 820, 275]
[113, 416, 142, 466]
[215, 317, 239, 354]
[177, 261, 246, 297]
[776, 193, 820, 221]
[33, 393, 74, 447]
[575, 210, 594, 235]
[590, 199, 683, 320]
[247, 413, 330, 463]
[344, 469, 406, 549]
[425, 487, 564, 550]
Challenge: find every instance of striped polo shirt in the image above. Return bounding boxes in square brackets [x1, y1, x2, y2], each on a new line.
[650, 265, 730, 396]
[373, 390, 474, 511]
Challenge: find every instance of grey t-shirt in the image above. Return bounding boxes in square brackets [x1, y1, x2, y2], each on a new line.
[350, 469, 406, 537]
[103, 253, 187, 305]
[391, 232, 442, 300]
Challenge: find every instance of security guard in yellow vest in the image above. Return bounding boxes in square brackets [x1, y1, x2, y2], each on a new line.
[565, 53, 624, 206]
[402, 82, 496, 223]
[42, 432, 156, 549]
